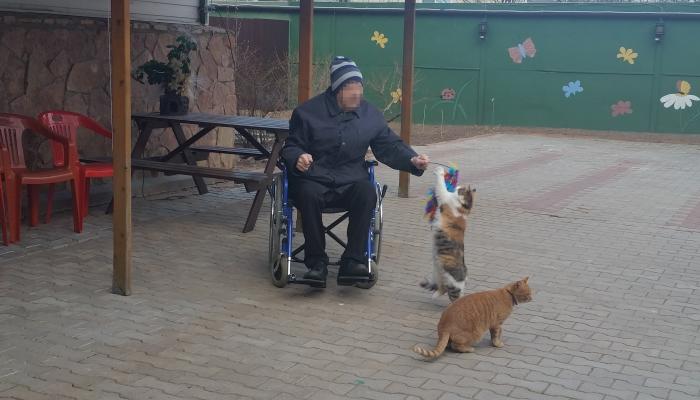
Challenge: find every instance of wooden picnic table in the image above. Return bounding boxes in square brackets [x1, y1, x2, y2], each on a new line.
[128, 112, 289, 232]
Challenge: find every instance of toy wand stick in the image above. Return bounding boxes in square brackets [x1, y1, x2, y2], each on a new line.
[429, 161, 452, 169]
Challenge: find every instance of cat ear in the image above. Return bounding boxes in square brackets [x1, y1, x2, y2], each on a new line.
[523, 276, 529, 283]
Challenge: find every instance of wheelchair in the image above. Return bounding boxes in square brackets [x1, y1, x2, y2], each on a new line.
[268, 160, 387, 289]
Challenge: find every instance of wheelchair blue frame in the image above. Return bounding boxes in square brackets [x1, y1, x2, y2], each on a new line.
[269, 161, 385, 288]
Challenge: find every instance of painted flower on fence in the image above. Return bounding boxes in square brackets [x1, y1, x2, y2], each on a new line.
[390, 88, 402, 104]
[371, 31, 388, 48]
[660, 80, 700, 110]
[562, 80, 584, 98]
[611, 100, 633, 117]
[441, 88, 456, 101]
[617, 47, 638, 64]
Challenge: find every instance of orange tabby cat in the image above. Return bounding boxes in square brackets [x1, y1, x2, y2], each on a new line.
[413, 277, 532, 359]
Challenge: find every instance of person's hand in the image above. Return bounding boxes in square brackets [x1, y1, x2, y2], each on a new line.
[296, 153, 313, 172]
[411, 154, 430, 170]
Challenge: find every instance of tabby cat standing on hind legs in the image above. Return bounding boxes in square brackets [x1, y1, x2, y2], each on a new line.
[421, 166, 476, 302]
[413, 277, 533, 359]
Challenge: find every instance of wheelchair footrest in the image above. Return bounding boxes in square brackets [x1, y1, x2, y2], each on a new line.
[290, 258, 339, 266]
[337, 274, 372, 286]
[289, 275, 327, 288]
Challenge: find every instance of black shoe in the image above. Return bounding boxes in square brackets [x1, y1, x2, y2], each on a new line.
[339, 260, 369, 276]
[303, 262, 327, 288]
[337, 260, 369, 286]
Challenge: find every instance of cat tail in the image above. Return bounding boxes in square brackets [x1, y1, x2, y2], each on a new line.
[412, 332, 449, 359]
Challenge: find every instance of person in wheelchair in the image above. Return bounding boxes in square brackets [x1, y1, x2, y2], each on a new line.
[281, 56, 429, 287]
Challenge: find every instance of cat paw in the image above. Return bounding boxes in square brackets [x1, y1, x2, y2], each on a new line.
[492, 340, 504, 348]
[434, 166, 445, 176]
[419, 279, 437, 291]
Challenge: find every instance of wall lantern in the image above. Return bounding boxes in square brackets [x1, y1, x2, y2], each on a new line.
[479, 20, 488, 40]
[654, 21, 665, 43]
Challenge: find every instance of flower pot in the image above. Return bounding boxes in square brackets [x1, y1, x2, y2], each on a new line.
[159, 93, 189, 116]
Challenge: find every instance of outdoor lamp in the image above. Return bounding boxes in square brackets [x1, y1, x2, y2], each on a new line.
[479, 20, 488, 40]
[655, 21, 665, 42]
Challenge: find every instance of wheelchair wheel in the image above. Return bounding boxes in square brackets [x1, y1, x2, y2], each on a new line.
[372, 197, 383, 263]
[271, 255, 289, 288]
[268, 177, 288, 288]
[356, 184, 383, 290]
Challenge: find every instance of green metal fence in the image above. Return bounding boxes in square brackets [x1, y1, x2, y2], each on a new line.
[212, 2, 700, 133]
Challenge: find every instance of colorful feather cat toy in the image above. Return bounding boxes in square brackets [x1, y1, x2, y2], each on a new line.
[425, 164, 459, 223]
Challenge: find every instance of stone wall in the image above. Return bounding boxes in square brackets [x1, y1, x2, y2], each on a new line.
[0, 12, 237, 170]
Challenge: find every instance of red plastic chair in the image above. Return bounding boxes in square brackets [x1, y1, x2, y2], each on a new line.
[0, 144, 10, 245]
[38, 111, 113, 220]
[0, 113, 82, 242]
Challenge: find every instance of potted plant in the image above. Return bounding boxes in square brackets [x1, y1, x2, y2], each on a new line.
[133, 35, 197, 115]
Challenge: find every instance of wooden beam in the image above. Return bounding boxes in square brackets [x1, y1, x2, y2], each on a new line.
[296, 0, 314, 232]
[298, 0, 313, 103]
[398, 0, 416, 198]
[111, 0, 132, 296]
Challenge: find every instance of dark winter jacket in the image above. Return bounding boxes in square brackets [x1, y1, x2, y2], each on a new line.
[281, 88, 423, 186]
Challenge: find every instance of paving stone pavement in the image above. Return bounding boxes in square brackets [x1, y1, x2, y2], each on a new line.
[1, 133, 699, 400]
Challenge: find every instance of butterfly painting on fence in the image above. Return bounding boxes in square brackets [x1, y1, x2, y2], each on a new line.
[508, 38, 537, 64]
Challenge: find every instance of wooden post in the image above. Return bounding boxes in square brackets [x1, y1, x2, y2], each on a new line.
[111, 0, 132, 296]
[296, 0, 313, 231]
[398, 0, 416, 198]
[298, 0, 313, 103]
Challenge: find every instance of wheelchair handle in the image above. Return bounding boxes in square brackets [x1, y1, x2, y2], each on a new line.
[364, 159, 379, 167]
[381, 184, 388, 200]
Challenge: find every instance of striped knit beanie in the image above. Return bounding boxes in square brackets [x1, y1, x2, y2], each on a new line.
[330, 56, 363, 93]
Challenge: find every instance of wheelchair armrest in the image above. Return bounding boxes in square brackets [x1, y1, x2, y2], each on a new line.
[364, 159, 378, 167]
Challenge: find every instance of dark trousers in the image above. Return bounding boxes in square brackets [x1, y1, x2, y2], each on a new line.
[290, 179, 377, 269]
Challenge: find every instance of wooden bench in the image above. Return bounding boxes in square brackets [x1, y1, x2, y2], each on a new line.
[83, 157, 277, 192]
[190, 145, 265, 160]
[129, 112, 289, 232]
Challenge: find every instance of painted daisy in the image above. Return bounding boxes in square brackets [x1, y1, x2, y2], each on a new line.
[660, 80, 700, 110]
